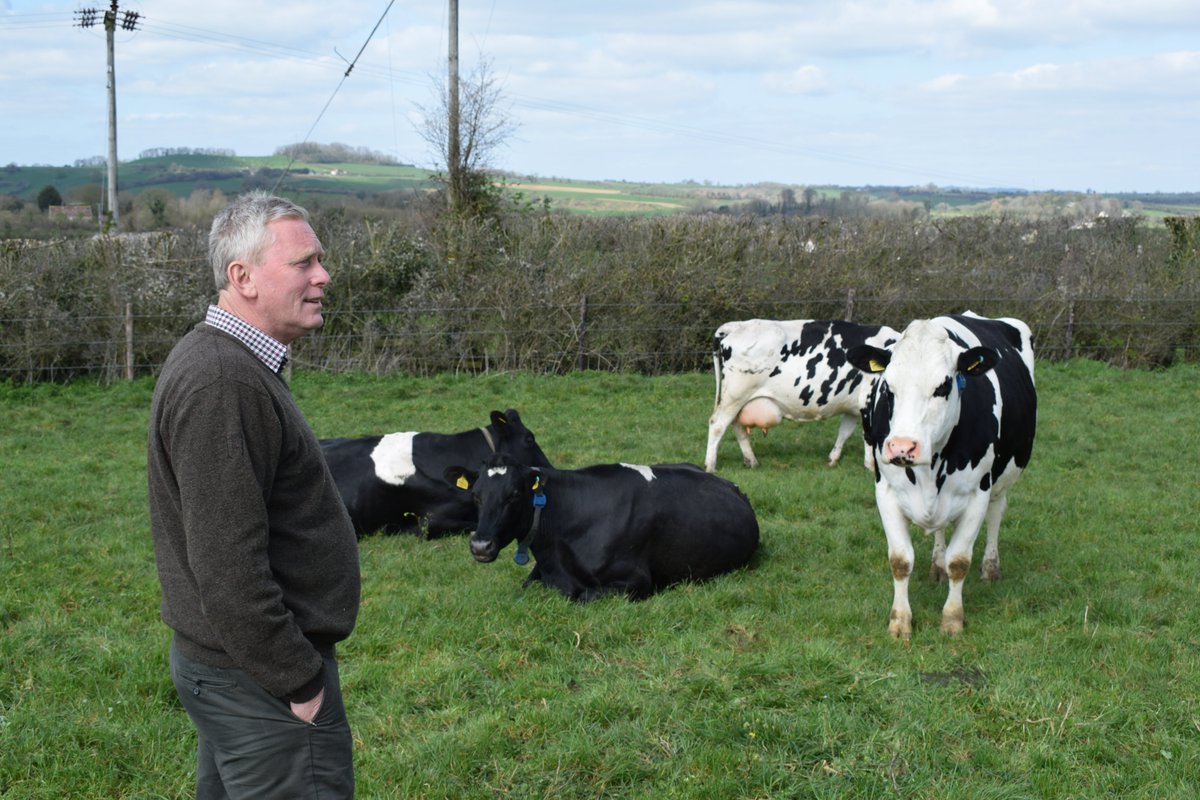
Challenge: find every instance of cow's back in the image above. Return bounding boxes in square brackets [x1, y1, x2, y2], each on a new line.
[540, 463, 759, 595]
[640, 464, 759, 587]
[715, 319, 894, 417]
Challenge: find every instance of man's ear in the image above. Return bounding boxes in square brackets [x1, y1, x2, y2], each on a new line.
[226, 260, 257, 298]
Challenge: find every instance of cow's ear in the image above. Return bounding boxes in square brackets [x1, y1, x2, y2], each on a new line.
[848, 345, 890, 374]
[958, 347, 998, 377]
[444, 466, 476, 491]
[490, 410, 507, 428]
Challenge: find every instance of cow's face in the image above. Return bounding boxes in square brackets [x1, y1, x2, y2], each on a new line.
[849, 320, 997, 467]
[491, 409, 552, 469]
[446, 453, 537, 563]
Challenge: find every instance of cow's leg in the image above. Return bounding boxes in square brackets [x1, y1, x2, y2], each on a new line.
[732, 423, 759, 469]
[827, 414, 859, 467]
[940, 497, 990, 636]
[521, 563, 543, 588]
[980, 492, 1007, 582]
[928, 529, 948, 582]
[705, 406, 741, 472]
[877, 489, 914, 640]
[580, 560, 654, 601]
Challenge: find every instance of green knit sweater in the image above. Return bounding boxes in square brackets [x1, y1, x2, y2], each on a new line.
[147, 323, 360, 699]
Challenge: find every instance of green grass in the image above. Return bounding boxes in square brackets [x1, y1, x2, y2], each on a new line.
[2, 362, 1199, 798]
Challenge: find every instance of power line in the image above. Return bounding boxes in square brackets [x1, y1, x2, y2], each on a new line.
[4, 9, 1024, 188]
[271, 1, 398, 193]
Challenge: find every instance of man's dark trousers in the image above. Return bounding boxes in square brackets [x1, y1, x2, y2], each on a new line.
[170, 639, 354, 799]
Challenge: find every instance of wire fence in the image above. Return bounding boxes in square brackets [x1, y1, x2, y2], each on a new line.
[3, 211, 1198, 382]
[2, 294, 1195, 383]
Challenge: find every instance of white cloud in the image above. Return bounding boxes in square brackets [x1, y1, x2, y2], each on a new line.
[764, 65, 831, 95]
[919, 50, 1200, 97]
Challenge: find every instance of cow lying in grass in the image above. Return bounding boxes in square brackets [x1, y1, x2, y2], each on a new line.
[446, 453, 760, 601]
[321, 409, 551, 539]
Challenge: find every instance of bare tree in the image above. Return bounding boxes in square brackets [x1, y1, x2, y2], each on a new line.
[417, 58, 518, 216]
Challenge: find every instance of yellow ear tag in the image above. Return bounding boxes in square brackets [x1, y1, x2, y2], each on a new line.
[868, 358, 886, 373]
[456, 475, 470, 490]
[532, 476, 541, 491]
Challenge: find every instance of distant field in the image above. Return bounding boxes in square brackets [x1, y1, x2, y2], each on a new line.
[3, 153, 1198, 219]
[507, 181, 690, 214]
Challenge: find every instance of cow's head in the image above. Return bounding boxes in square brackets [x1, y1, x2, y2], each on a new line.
[488, 408, 553, 469]
[446, 453, 542, 563]
[848, 320, 998, 467]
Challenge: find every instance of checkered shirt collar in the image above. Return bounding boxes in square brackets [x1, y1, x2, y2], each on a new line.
[204, 305, 289, 374]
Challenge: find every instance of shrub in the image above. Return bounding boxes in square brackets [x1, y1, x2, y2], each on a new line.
[0, 210, 1195, 382]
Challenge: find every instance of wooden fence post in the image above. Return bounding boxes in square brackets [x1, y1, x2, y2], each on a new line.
[844, 287, 856, 322]
[1065, 300, 1075, 361]
[125, 301, 134, 380]
[577, 294, 589, 371]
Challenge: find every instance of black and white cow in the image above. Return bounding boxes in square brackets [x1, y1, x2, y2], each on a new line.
[705, 319, 900, 473]
[847, 312, 1037, 638]
[320, 409, 552, 539]
[445, 453, 760, 601]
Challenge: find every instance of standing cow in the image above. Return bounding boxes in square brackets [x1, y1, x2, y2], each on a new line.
[705, 319, 899, 473]
[847, 312, 1036, 638]
[445, 453, 760, 601]
[321, 409, 551, 538]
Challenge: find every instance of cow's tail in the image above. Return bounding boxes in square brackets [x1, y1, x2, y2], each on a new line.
[712, 333, 725, 412]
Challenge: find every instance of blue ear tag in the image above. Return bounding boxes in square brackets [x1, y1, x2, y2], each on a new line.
[532, 492, 547, 508]
[513, 542, 529, 565]
[956, 373, 967, 391]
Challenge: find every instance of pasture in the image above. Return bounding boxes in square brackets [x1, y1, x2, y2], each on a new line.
[1, 362, 1198, 798]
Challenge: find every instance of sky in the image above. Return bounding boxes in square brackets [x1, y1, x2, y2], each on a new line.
[2, 1, 1198, 193]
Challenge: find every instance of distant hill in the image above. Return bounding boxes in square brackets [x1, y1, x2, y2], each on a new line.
[2, 153, 1197, 220]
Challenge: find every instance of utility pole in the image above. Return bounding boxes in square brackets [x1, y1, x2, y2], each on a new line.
[447, 0, 461, 214]
[75, 1, 140, 231]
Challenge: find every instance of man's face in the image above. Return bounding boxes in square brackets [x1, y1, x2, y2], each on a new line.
[250, 218, 329, 344]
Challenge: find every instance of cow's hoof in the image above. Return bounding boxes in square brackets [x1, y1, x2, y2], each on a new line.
[929, 563, 948, 583]
[742, 458, 759, 469]
[981, 559, 1001, 583]
[888, 609, 912, 640]
[941, 606, 964, 636]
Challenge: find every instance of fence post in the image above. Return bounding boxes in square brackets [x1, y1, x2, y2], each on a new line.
[125, 301, 134, 380]
[577, 294, 589, 371]
[1065, 300, 1075, 361]
[844, 287, 856, 322]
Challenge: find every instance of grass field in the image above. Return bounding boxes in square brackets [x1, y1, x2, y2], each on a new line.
[8, 153, 1200, 221]
[2, 362, 1199, 798]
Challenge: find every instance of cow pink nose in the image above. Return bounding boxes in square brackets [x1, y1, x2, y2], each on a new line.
[885, 437, 919, 464]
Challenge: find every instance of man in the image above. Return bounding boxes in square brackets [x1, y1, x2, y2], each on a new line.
[147, 191, 360, 798]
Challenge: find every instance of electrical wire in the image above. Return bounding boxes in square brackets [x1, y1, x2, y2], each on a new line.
[269, 0, 397, 192]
